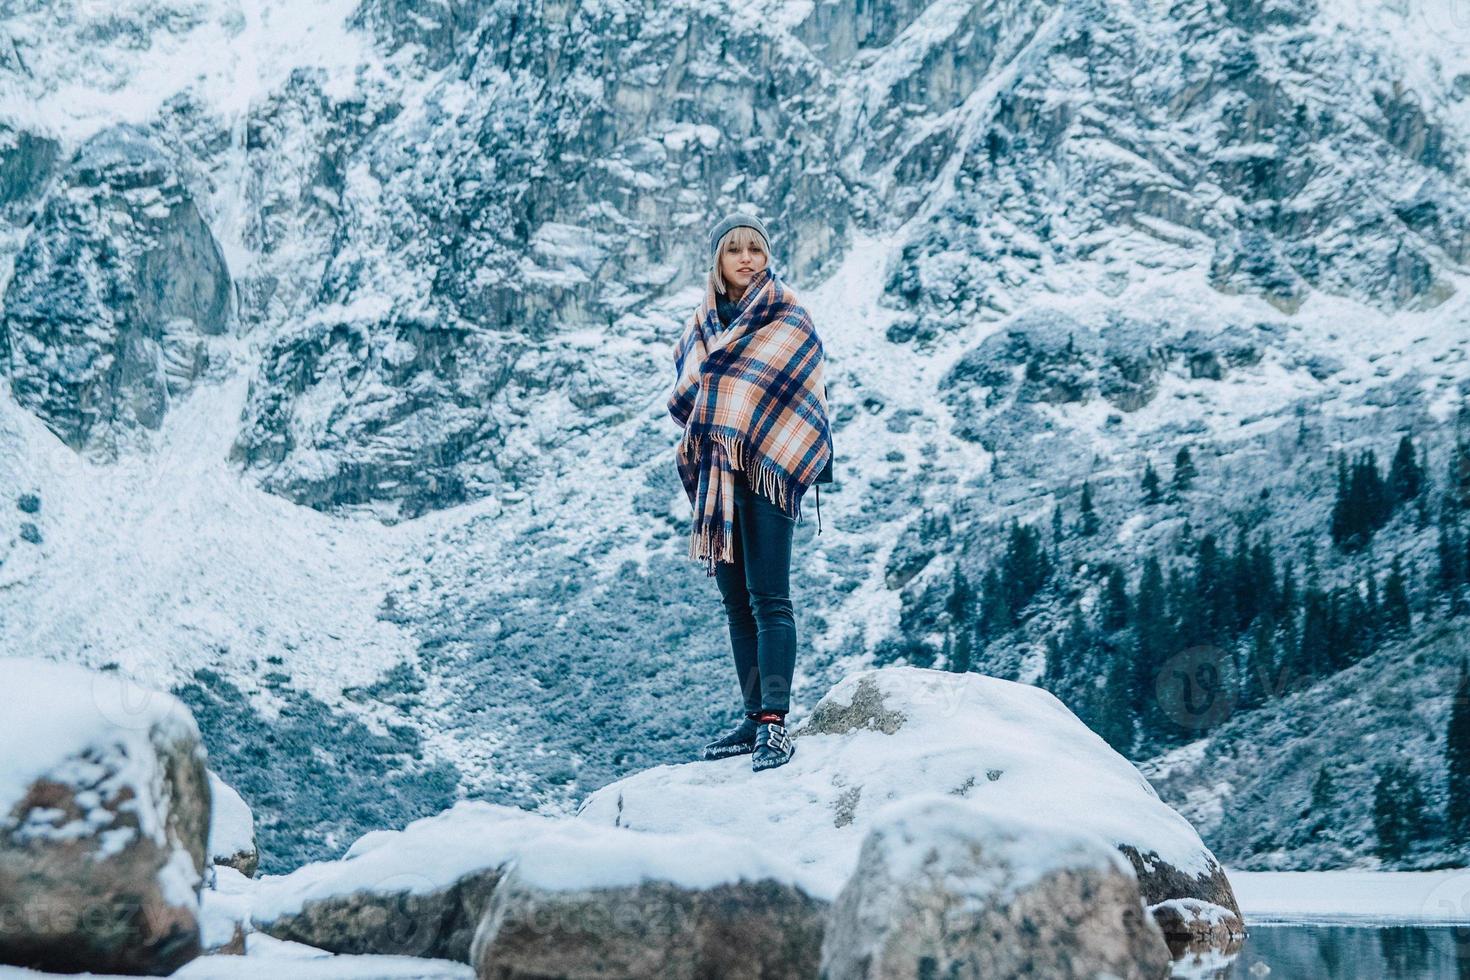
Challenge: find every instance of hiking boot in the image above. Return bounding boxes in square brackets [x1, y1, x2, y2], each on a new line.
[751, 720, 796, 772]
[702, 713, 760, 761]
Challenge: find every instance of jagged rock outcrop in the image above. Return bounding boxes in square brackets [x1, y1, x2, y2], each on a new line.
[0, 657, 211, 975]
[0, 124, 233, 458]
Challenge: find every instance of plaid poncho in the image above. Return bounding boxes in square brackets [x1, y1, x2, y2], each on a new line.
[667, 265, 833, 576]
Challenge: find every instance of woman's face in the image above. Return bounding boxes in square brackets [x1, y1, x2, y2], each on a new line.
[720, 236, 768, 294]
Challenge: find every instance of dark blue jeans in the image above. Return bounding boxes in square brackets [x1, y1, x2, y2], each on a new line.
[714, 479, 796, 714]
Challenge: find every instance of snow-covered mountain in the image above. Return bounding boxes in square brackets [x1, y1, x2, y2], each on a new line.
[3, 0, 1469, 875]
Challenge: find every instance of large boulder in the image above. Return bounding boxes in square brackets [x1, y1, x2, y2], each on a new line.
[821, 793, 1173, 979]
[469, 821, 826, 979]
[0, 657, 211, 975]
[575, 666, 1244, 950]
[250, 801, 559, 962]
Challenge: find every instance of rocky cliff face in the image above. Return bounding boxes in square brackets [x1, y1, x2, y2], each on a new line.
[3, 124, 232, 458]
[5, 0, 1463, 501]
[2, 0, 1468, 873]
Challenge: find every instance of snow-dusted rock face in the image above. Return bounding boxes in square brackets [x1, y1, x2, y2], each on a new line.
[820, 793, 1173, 980]
[0, 657, 211, 975]
[208, 769, 259, 877]
[1, 124, 233, 458]
[882, 0, 1470, 328]
[576, 667, 1241, 930]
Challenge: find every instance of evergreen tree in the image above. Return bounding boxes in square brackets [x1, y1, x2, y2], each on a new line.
[1388, 434, 1425, 504]
[1250, 531, 1279, 626]
[951, 623, 974, 674]
[1449, 437, 1470, 513]
[1277, 559, 1297, 629]
[999, 518, 1052, 619]
[1133, 557, 1170, 738]
[1382, 555, 1412, 636]
[1171, 446, 1197, 495]
[1052, 502, 1064, 546]
[1297, 586, 1331, 686]
[1310, 763, 1338, 812]
[1042, 631, 1063, 688]
[1242, 613, 1278, 709]
[1438, 509, 1467, 616]
[1142, 460, 1162, 505]
[1079, 481, 1100, 536]
[1100, 565, 1130, 632]
[1448, 658, 1470, 840]
[1372, 761, 1425, 861]
[945, 568, 975, 674]
[1192, 533, 1226, 645]
[1332, 449, 1394, 552]
[979, 567, 1010, 641]
[1226, 526, 1253, 634]
[1095, 654, 1136, 756]
[946, 567, 974, 628]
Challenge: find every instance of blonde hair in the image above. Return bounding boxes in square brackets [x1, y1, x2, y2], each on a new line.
[711, 225, 768, 296]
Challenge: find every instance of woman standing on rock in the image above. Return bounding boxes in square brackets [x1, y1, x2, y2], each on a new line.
[667, 212, 834, 773]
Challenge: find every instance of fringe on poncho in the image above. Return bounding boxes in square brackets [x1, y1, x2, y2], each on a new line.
[667, 265, 834, 576]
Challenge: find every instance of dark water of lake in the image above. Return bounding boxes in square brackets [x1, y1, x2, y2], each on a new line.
[1170, 922, 1470, 978]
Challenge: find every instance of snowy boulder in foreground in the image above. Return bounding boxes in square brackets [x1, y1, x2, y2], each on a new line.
[207, 770, 259, 878]
[469, 819, 826, 980]
[251, 802, 562, 962]
[0, 657, 210, 975]
[575, 666, 1244, 950]
[821, 794, 1172, 979]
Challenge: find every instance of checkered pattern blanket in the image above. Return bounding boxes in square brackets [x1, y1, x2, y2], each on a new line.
[667, 266, 833, 576]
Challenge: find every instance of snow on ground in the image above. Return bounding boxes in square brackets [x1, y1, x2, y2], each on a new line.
[1227, 868, 1470, 924]
[247, 801, 557, 922]
[0, 0, 372, 144]
[0, 934, 474, 979]
[0, 365, 424, 734]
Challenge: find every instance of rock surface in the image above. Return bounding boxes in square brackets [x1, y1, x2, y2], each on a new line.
[468, 818, 824, 979]
[820, 793, 1173, 980]
[0, 657, 211, 975]
[577, 666, 1242, 949]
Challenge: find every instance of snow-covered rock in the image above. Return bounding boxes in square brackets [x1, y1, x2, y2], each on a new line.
[575, 666, 1244, 944]
[820, 793, 1173, 979]
[250, 801, 561, 961]
[0, 657, 211, 975]
[210, 667, 1242, 972]
[468, 820, 826, 979]
[207, 769, 258, 877]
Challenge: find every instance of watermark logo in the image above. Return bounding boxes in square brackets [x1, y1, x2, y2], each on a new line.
[1155, 645, 1239, 730]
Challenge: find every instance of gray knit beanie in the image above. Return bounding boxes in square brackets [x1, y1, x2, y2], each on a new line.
[708, 212, 772, 263]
